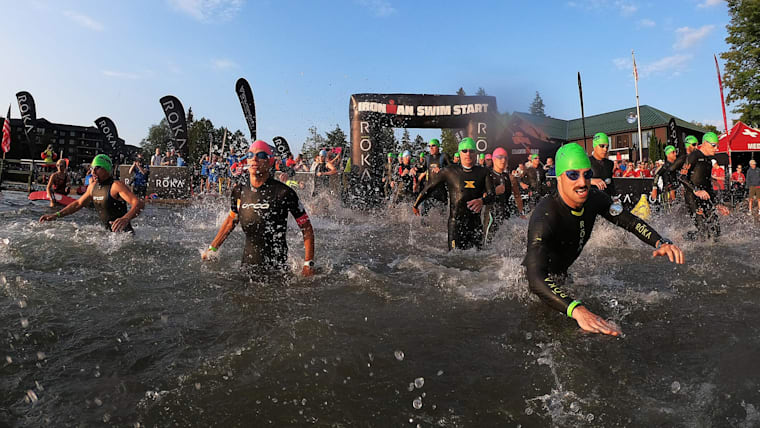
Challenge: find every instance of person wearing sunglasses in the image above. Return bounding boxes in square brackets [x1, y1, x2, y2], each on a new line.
[413, 138, 495, 251]
[679, 132, 728, 241]
[589, 132, 616, 197]
[39, 154, 144, 233]
[523, 143, 683, 336]
[483, 147, 525, 246]
[202, 140, 315, 276]
[416, 139, 451, 213]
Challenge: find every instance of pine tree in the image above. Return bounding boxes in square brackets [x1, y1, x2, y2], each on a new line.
[414, 134, 425, 153]
[302, 126, 326, 160]
[476, 87, 487, 96]
[325, 124, 348, 153]
[648, 135, 665, 163]
[721, 0, 760, 127]
[400, 128, 412, 153]
[530, 92, 546, 117]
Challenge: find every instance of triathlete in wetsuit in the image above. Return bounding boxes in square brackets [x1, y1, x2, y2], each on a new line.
[522, 153, 547, 207]
[417, 139, 451, 213]
[46, 159, 70, 207]
[394, 151, 417, 202]
[202, 140, 315, 276]
[413, 138, 495, 251]
[483, 147, 525, 245]
[680, 132, 727, 241]
[651, 145, 679, 202]
[524, 143, 684, 336]
[588, 132, 617, 197]
[311, 150, 337, 196]
[39, 154, 144, 232]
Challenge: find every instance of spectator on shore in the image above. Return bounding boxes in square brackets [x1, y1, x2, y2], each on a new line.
[711, 159, 726, 201]
[746, 160, 760, 215]
[151, 148, 163, 166]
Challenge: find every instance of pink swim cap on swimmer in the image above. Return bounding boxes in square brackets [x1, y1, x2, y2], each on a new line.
[248, 140, 275, 166]
[492, 147, 507, 157]
[485, 154, 492, 160]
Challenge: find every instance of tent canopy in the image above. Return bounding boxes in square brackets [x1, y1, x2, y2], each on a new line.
[717, 121, 760, 153]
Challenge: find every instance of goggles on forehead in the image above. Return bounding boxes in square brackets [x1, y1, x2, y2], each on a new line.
[564, 170, 594, 181]
[245, 151, 271, 160]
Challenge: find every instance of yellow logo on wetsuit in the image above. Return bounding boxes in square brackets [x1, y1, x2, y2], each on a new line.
[464, 180, 475, 188]
[635, 222, 652, 239]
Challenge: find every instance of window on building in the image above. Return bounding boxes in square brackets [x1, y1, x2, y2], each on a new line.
[611, 134, 630, 150]
[632, 130, 653, 149]
[69, 131, 76, 137]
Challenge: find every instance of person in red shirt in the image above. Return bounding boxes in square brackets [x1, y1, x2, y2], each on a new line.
[731, 164, 745, 186]
[639, 162, 653, 178]
[711, 159, 726, 203]
[623, 165, 639, 177]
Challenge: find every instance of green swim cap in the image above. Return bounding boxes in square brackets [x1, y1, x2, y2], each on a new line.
[664, 145, 676, 155]
[530, 154, 539, 160]
[458, 137, 476, 152]
[703, 132, 718, 144]
[387, 152, 395, 158]
[684, 135, 698, 146]
[91, 154, 113, 173]
[429, 138, 440, 147]
[453, 152, 460, 158]
[555, 143, 591, 176]
[419, 152, 425, 159]
[593, 132, 609, 148]
[478, 153, 485, 160]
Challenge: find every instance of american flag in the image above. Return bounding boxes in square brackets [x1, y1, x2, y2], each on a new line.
[1, 105, 10, 154]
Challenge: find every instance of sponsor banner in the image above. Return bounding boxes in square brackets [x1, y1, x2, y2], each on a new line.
[15, 91, 36, 146]
[94, 116, 120, 157]
[118, 165, 191, 199]
[667, 117, 678, 148]
[613, 177, 655, 207]
[235, 78, 257, 140]
[349, 94, 496, 128]
[159, 96, 189, 159]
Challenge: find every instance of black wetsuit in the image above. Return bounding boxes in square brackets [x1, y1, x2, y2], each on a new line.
[652, 160, 679, 194]
[414, 164, 495, 251]
[419, 153, 450, 212]
[483, 169, 522, 245]
[589, 155, 617, 197]
[395, 161, 416, 200]
[313, 162, 330, 195]
[667, 153, 697, 217]
[682, 150, 720, 240]
[523, 189, 662, 313]
[91, 177, 133, 233]
[230, 177, 309, 268]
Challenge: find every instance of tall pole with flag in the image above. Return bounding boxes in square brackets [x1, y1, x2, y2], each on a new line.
[632, 50, 643, 162]
[2, 105, 11, 158]
[714, 54, 731, 171]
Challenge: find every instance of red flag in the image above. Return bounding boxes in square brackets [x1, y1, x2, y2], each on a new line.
[632, 55, 639, 82]
[2, 105, 10, 154]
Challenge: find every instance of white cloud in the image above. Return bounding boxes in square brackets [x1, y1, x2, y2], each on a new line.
[697, 0, 722, 8]
[167, 0, 244, 21]
[673, 25, 715, 49]
[102, 70, 140, 79]
[637, 18, 655, 28]
[357, 0, 396, 17]
[212, 58, 237, 70]
[616, 0, 638, 15]
[63, 10, 104, 31]
[612, 54, 693, 78]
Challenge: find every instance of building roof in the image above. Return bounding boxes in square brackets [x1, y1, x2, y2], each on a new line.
[512, 105, 708, 141]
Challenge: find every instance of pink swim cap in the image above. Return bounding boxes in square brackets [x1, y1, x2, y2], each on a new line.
[492, 147, 507, 157]
[485, 154, 492, 160]
[249, 140, 273, 155]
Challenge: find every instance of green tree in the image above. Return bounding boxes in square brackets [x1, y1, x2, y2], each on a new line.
[440, 129, 458, 157]
[187, 117, 216, 164]
[476, 87, 487, 96]
[456, 87, 466, 96]
[690, 120, 720, 134]
[530, 91, 546, 117]
[648, 135, 665, 163]
[325, 124, 349, 154]
[399, 128, 412, 153]
[141, 118, 172, 158]
[302, 126, 326, 160]
[414, 134, 425, 153]
[721, 0, 760, 127]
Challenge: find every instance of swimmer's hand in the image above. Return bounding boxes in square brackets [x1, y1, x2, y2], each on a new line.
[412, 206, 421, 216]
[716, 204, 730, 216]
[39, 214, 57, 222]
[591, 178, 607, 190]
[110, 217, 130, 232]
[652, 242, 684, 264]
[302, 265, 314, 277]
[694, 190, 710, 200]
[466, 198, 484, 213]
[495, 183, 506, 195]
[572, 305, 622, 336]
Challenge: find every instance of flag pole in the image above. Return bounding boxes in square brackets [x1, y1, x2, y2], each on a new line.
[714, 54, 731, 172]
[577, 72, 588, 149]
[632, 50, 644, 162]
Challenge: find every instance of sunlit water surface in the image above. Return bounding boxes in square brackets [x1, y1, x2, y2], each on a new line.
[2, 189, 760, 427]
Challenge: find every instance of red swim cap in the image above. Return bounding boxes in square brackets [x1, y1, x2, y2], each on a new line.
[492, 147, 507, 157]
[249, 140, 273, 155]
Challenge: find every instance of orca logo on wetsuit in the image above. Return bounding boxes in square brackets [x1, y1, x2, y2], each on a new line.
[464, 180, 475, 189]
[93, 196, 105, 201]
[241, 203, 270, 209]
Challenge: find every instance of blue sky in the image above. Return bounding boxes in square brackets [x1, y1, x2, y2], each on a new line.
[1, 0, 732, 153]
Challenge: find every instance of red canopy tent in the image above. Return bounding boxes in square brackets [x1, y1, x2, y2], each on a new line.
[717, 121, 760, 153]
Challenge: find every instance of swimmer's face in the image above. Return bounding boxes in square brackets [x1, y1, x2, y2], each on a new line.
[702, 142, 717, 156]
[593, 143, 608, 159]
[459, 150, 474, 168]
[492, 154, 507, 172]
[667, 151, 677, 163]
[531, 158, 540, 168]
[247, 150, 271, 178]
[429, 145, 439, 155]
[558, 167, 592, 209]
[91, 166, 109, 183]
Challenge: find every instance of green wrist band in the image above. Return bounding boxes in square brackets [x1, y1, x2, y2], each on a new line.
[567, 300, 582, 318]
[208, 246, 218, 252]
[56, 212, 62, 218]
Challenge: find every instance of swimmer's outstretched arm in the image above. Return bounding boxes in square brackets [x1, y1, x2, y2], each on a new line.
[298, 218, 315, 277]
[525, 217, 621, 336]
[201, 211, 238, 260]
[39, 182, 95, 223]
[412, 168, 448, 215]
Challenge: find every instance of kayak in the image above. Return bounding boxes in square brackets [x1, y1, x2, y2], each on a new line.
[28, 191, 77, 206]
